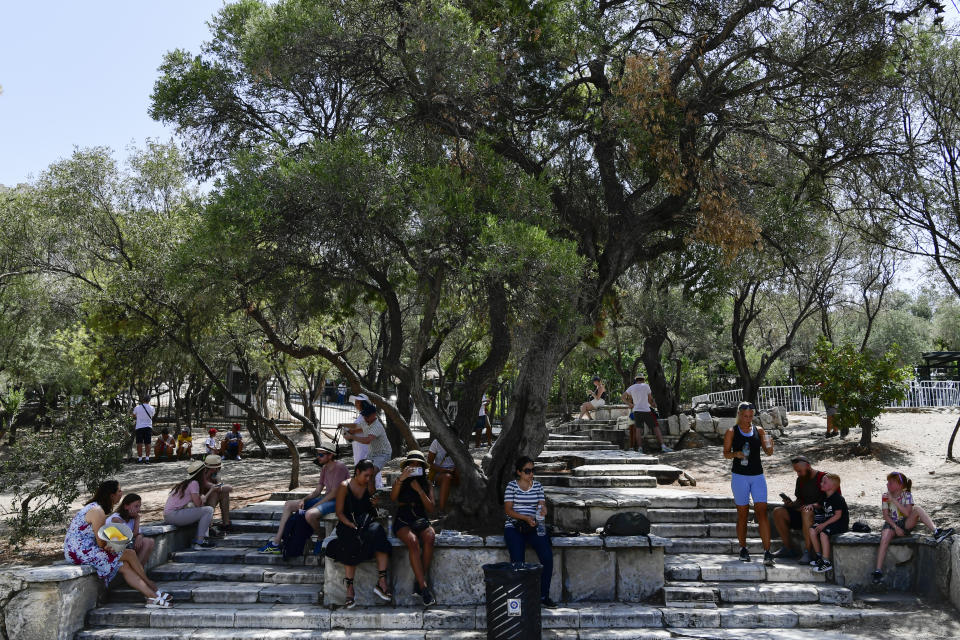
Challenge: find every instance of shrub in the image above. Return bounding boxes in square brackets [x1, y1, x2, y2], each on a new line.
[0, 403, 126, 544]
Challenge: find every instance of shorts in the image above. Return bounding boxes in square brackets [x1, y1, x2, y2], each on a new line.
[815, 523, 848, 537]
[305, 498, 337, 516]
[369, 454, 390, 471]
[473, 416, 488, 432]
[731, 473, 768, 506]
[882, 518, 914, 534]
[826, 405, 838, 417]
[135, 427, 153, 445]
[788, 509, 825, 528]
[589, 398, 606, 409]
[633, 410, 658, 432]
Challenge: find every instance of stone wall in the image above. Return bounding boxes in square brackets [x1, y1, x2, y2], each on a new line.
[0, 521, 196, 640]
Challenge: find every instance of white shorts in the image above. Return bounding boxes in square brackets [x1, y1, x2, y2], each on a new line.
[590, 398, 606, 409]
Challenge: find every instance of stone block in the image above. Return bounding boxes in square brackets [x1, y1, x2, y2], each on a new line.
[833, 539, 915, 591]
[430, 548, 506, 605]
[700, 560, 765, 582]
[331, 607, 423, 629]
[191, 582, 262, 603]
[647, 508, 704, 524]
[759, 411, 774, 429]
[527, 546, 563, 603]
[716, 417, 738, 433]
[257, 583, 324, 604]
[5, 574, 102, 640]
[677, 414, 691, 432]
[662, 607, 720, 627]
[951, 538, 960, 612]
[323, 561, 388, 607]
[576, 602, 663, 627]
[718, 604, 799, 628]
[793, 604, 860, 627]
[563, 548, 615, 601]
[615, 547, 664, 602]
[695, 412, 712, 432]
[651, 523, 708, 537]
[150, 606, 235, 627]
[666, 415, 680, 436]
[423, 607, 476, 630]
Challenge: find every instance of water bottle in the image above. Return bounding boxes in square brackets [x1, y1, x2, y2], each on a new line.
[535, 504, 546, 536]
[386, 515, 393, 536]
[741, 442, 750, 466]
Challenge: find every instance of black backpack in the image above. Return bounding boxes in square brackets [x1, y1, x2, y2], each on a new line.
[279, 511, 314, 560]
[602, 511, 653, 554]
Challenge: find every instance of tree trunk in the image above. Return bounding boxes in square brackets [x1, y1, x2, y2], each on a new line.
[947, 414, 960, 461]
[641, 330, 678, 416]
[266, 418, 300, 489]
[859, 417, 873, 449]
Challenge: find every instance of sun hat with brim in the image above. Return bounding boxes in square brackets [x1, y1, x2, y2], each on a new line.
[203, 454, 222, 469]
[186, 460, 204, 476]
[348, 393, 369, 404]
[404, 450, 427, 466]
[316, 444, 337, 457]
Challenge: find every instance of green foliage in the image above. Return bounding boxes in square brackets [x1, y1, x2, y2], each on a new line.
[800, 337, 912, 439]
[0, 404, 127, 544]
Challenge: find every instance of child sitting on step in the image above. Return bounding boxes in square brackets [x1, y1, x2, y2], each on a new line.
[872, 471, 954, 584]
[808, 473, 848, 573]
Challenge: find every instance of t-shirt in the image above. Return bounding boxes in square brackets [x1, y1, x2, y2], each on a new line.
[224, 431, 242, 448]
[504, 479, 544, 524]
[318, 461, 350, 497]
[164, 481, 199, 512]
[204, 436, 218, 453]
[107, 514, 135, 531]
[882, 491, 914, 522]
[429, 439, 455, 469]
[176, 433, 192, 445]
[157, 435, 175, 448]
[479, 394, 489, 417]
[624, 383, 652, 412]
[822, 492, 849, 533]
[133, 404, 155, 429]
[794, 472, 827, 507]
[359, 418, 392, 460]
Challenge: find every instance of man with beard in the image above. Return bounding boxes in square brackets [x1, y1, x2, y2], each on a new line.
[772, 455, 830, 564]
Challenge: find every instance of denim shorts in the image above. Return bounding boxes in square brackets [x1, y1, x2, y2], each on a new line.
[731, 473, 768, 506]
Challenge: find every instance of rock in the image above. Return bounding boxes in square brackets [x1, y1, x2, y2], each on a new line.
[716, 417, 737, 433]
[711, 417, 720, 433]
[769, 409, 783, 427]
[759, 411, 774, 429]
[677, 414, 691, 431]
[675, 430, 710, 450]
[694, 412, 712, 432]
[776, 406, 789, 426]
[616, 415, 633, 430]
[5, 572, 101, 640]
[666, 415, 680, 436]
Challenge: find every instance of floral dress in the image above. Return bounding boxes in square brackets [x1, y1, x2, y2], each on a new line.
[64, 502, 123, 586]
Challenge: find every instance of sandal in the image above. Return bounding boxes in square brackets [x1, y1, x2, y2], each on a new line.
[374, 570, 393, 601]
[145, 595, 172, 609]
[344, 577, 356, 609]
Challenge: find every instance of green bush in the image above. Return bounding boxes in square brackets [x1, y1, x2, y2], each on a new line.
[0, 404, 127, 544]
[800, 337, 911, 448]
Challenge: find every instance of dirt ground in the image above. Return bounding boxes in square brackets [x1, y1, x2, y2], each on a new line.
[668, 408, 960, 529]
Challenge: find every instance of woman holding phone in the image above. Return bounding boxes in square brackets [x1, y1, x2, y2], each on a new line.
[390, 450, 437, 605]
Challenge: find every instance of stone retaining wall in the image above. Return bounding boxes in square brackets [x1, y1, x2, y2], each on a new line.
[0, 521, 196, 640]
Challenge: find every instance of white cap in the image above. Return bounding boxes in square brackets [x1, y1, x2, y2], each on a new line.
[348, 393, 369, 404]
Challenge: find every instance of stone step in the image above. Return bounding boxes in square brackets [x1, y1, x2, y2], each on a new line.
[663, 581, 853, 607]
[169, 548, 321, 567]
[536, 451, 660, 466]
[647, 506, 775, 524]
[214, 533, 275, 548]
[571, 464, 683, 483]
[109, 581, 322, 605]
[225, 519, 283, 533]
[651, 523, 763, 538]
[666, 554, 827, 583]
[80, 601, 899, 633]
[538, 474, 658, 489]
[149, 562, 323, 584]
[231, 502, 286, 520]
[547, 434, 594, 440]
[664, 537, 777, 555]
[541, 442, 620, 451]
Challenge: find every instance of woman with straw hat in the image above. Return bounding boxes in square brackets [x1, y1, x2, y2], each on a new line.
[163, 460, 217, 550]
[391, 450, 438, 606]
[64, 480, 171, 608]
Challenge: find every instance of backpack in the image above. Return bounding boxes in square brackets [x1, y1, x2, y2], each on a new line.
[279, 511, 314, 560]
[602, 511, 653, 554]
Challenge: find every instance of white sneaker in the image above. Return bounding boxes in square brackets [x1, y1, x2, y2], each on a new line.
[661, 444, 673, 452]
[145, 595, 172, 609]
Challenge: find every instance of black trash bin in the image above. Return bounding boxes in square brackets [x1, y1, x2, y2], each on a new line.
[482, 561, 542, 640]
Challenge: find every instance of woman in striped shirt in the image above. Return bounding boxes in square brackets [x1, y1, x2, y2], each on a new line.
[503, 456, 557, 608]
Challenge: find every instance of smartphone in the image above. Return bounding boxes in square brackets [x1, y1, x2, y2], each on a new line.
[410, 467, 424, 477]
[779, 493, 790, 503]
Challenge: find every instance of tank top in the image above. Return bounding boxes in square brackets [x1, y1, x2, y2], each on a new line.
[731, 425, 763, 476]
[396, 477, 429, 523]
[342, 483, 373, 524]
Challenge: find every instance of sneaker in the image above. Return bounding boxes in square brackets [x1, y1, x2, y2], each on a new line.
[810, 556, 822, 566]
[421, 585, 436, 606]
[814, 559, 833, 573]
[763, 550, 775, 567]
[258, 542, 281, 554]
[738, 547, 750, 562]
[192, 540, 216, 550]
[797, 551, 813, 565]
[934, 527, 955, 544]
[661, 444, 673, 452]
[313, 539, 324, 555]
[541, 596, 558, 609]
[872, 570, 883, 584]
[145, 595, 172, 609]
[772, 546, 799, 559]
[208, 526, 225, 538]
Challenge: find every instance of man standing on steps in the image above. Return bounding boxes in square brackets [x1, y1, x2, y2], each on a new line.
[621, 375, 672, 453]
[772, 455, 829, 564]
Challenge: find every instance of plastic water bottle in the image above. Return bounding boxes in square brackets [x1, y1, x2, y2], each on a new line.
[741, 442, 750, 466]
[535, 505, 546, 536]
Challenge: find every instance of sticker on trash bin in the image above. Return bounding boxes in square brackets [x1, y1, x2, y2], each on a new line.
[507, 598, 522, 616]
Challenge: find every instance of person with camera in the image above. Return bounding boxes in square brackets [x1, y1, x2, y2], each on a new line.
[198, 454, 233, 534]
[391, 450, 437, 606]
[324, 459, 393, 608]
[503, 456, 557, 609]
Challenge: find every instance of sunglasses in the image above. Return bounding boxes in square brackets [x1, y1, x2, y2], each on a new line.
[521, 467, 535, 474]
[739, 403, 756, 410]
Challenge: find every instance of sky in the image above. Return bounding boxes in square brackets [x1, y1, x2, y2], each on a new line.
[0, 1, 224, 187]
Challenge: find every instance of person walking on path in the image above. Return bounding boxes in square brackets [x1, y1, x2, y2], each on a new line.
[577, 376, 607, 421]
[133, 396, 156, 463]
[723, 401, 775, 566]
[825, 405, 840, 438]
[772, 455, 829, 563]
[622, 375, 672, 453]
[164, 461, 217, 549]
[474, 393, 493, 448]
[344, 404, 392, 494]
[341, 394, 383, 489]
[503, 456, 557, 609]
[391, 450, 438, 606]
[65, 480, 170, 608]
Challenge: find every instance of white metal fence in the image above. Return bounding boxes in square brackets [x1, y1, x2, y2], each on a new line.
[693, 380, 960, 412]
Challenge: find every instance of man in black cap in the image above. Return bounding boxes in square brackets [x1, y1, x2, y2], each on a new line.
[773, 455, 830, 563]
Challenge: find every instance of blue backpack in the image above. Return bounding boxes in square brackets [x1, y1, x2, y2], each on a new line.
[280, 511, 314, 560]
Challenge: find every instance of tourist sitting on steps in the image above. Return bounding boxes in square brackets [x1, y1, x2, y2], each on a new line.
[873, 471, 954, 584]
[391, 450, 438, 606]
[153, 427, 175, 461]
[807, 473, 849, 573]
[723, 401, 775, 566]
[622, 374, 672, 453]
[259, 444, 349, 555]
[175, 426, 193, 459]
[109, 493, 155, 566]
[577, 375, 607, 421]
[324, 459, 393, 608]
[219, 423, 244, 460]
[163, 461, 216, 550]
[503, 456, 558, 609]
[427, 437, 458, 514]
[772, 455, 831, 564]
[204, 428, 219, 455]
[199, 454, 233, 534]
[65, 480, 171, 608]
